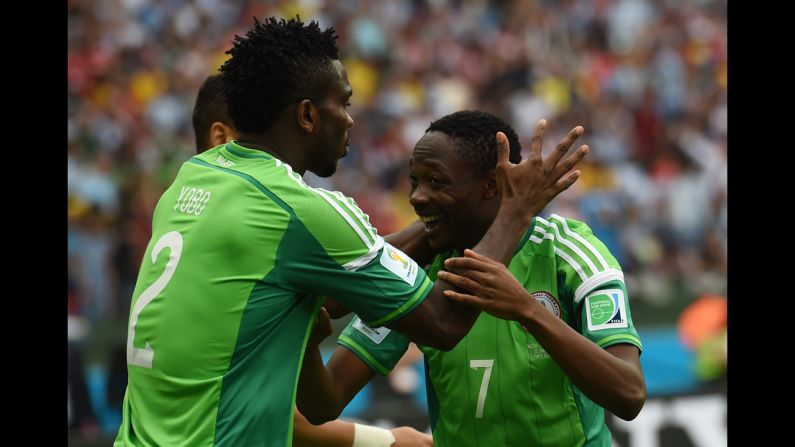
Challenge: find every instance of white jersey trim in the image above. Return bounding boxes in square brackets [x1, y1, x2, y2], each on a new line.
[274, 159, 378, 251]
[550, 214, 610, 270]
[343, 237, 385, 271]
[546, 221, 598, 276]
[574, 268, 625, 304]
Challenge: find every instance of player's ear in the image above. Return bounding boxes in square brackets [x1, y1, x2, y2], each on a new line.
[210, 122, 237, 147]
[296, 99, 318, 134]
[483, 169, 499, 199]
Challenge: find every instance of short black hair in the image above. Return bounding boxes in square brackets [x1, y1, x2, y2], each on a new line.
[192, 74, 233, 152]
[219, 16, 340, 133]
[426, 110, 522, 174]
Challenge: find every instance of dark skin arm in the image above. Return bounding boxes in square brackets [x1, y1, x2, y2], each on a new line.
[385, 122, 589, 351]
[438, 249, 646, 420]
[297, 307, 339, 424]
[298, 310, 400, 427]
[321, 346, 378, 421]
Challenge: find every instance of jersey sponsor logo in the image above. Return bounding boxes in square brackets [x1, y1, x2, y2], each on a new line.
[379, 244, 418, 286]
[531, 291, 561, 318]
[585, 288, 628, 331]
[352, 318, 391, 344]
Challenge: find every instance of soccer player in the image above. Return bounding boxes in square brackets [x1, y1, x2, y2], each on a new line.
[326, 111, 646, 446]
[191, 73, 432, 447]
[114, 17, 588, 446]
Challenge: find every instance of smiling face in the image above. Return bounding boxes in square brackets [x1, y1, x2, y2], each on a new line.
[409, 131, 500, 253]
[309, 60, 355, 178]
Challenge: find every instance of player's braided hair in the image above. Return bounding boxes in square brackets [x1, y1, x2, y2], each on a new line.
[220, 16, 340, 133]
[427, 110, 522, 174]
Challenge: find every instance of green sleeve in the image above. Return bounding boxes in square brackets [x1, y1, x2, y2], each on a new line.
[277, 213, 433, 326]
[577, 280, 642, 352]
[337, 316, 412, 376]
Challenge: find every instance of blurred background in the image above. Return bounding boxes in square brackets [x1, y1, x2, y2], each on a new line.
[67, 0, 727, 445]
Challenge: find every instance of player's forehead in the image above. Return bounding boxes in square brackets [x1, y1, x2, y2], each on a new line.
[330, 60, 352, 98]
[411, 131, 451, 160]
[410, 131, 472, 174]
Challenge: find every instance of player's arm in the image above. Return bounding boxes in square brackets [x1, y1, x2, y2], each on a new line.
[302, 314, 414, 424]
[298, 307, 345, 424]
[323, 221, 434, 320]
[298, 311, 407, 426]
[297, 345, 378, 427]
[293, 408, 432, 447]
[438, 250, 646, 421]
[385, 123, 589, 350]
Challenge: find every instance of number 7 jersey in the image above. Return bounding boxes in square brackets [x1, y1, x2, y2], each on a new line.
[338, 215, 642, 447]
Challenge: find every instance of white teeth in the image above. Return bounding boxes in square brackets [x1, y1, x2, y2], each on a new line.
[420, 215, 444, 224]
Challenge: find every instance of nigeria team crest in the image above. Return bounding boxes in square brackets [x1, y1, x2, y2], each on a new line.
[531, 291, 561, 318]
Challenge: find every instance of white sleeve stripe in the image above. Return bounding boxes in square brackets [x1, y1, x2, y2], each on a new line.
[554, 247, 588, 282]
[275, 159, 310, 186]
[326, 190, 377, 243]
[529, 230, 555, 244]
[343, 237, 384, 271]
[535, 216, 551, 226]
[550, 214, 610, 270]
[574, 268, 625, 303]
[273, 161, 376, 250]
[546, 221, 599, 276]
[314, 189, 375, 250]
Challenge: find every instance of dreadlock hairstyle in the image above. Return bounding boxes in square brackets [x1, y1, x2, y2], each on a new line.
[192, 74, 233, 153]
[219, 16, 340, 133]
[426, 110, 523, 174]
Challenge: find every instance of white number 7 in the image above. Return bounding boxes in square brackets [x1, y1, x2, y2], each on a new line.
[127, 231, 183, 369]
[470, 359, 494, 418]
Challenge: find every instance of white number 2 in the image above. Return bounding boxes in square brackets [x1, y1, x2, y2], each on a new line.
[126, 231, 183, 369]
[470, 359, 494, 418]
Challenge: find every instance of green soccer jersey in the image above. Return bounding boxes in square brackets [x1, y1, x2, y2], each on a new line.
[114, 142, 432, 447]
[338, 215, 642, 447]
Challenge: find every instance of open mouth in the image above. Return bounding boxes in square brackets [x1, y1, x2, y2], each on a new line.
[419, 213, 446, 233]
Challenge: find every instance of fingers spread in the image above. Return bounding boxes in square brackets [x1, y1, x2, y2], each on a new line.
[543, 126, 583, 170]
[495, 131, 510, 167]
[529, 118, 547, 159]
[554, 170, 581, 193]
[551, 144, 588, 179]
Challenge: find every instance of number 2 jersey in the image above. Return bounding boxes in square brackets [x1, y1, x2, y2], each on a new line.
[338, 215, 642, 447]
[115, 142, 432, 447]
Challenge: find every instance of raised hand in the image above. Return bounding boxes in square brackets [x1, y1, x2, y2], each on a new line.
[437, 249, 534, 321]
[390, 426, 434, 447]
[495, 119, 588, 221]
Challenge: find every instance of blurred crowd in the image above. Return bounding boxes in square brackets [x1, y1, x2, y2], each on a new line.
[68, 0, 726, 335]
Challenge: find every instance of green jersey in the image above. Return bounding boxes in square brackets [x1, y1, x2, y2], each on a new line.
[339, 215, 642, 447]
[115, 142, 432, 447]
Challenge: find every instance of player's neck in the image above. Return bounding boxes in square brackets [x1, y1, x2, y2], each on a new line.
[236, 131, 307, 175]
